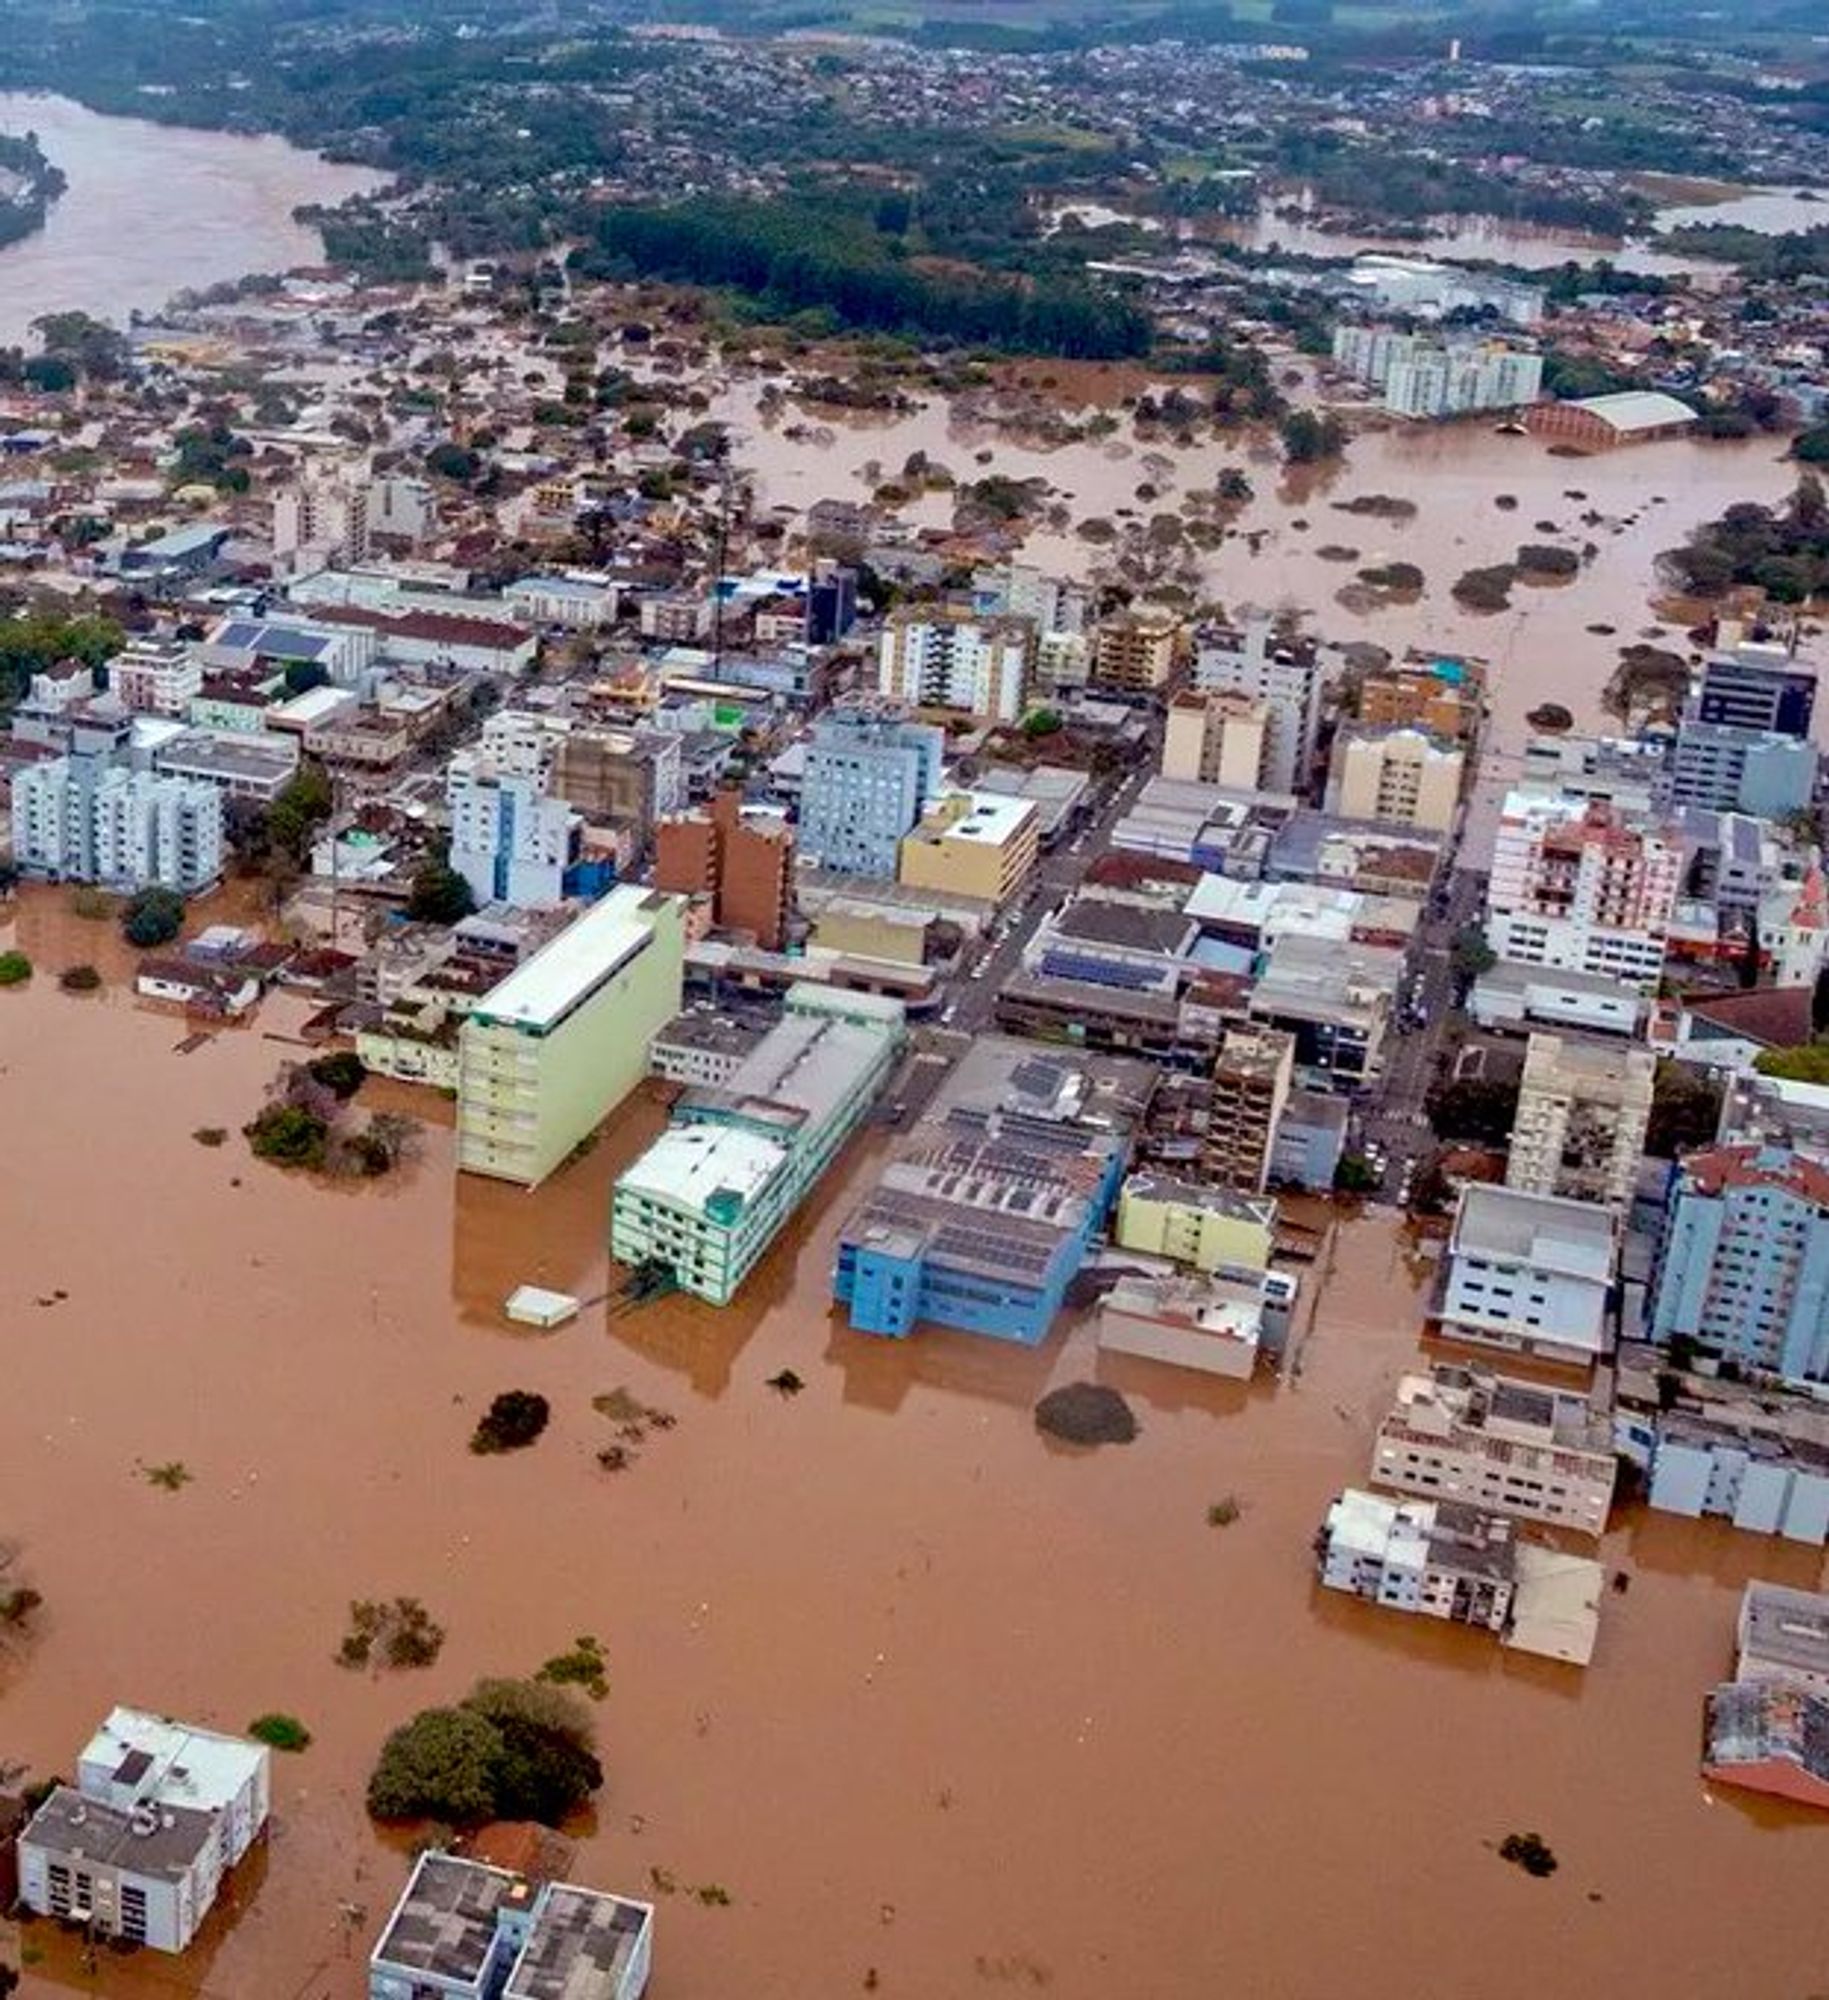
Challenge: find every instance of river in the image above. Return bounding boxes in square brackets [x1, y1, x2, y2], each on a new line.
[0, 93, 387, 344]
[0, 900, 1825, 1999]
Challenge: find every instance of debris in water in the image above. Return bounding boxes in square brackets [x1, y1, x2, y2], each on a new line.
[1498, 1832, 1558, 1878]
[767, 1368, 805, 1397]
[1034, 1382, 1137, 1447]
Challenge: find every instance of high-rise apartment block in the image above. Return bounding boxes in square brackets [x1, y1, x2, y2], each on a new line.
[1206, 1022, 1295, 1194]
[1505, 1031, 1655, 1208]
[13, 757, 223, 894]
[877, 611, 1030, 721]
[1192, 619, 1326, 793]
[972, 561, 1088, 636]
[799, 704, 945, 877]
[1091, 610, 1184, 695]
[1486, 791, 1681, 992]
[457, 888, 684, 1188]
[109, 634, 202, 718]
[1649, 1144, 1829, 1385]
[655, 789, 793, 950]
[449, 769, 578, 909]
[1696, 647, 1815, 738]
[1326, 724, 1463, 830]
[1331, 325, 1544, 417]
[1161, 689, 1271, 790]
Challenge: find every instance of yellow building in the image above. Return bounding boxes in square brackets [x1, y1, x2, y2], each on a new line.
[811, 900, 933, 967]
[1162, 689, 1271, 789]
[1115, 1173, 1275, 1274]
[1328, 725, 1464, 832]
[898, 792, 1039, 907]
[1092, 610, 1185, 694]
[456, 885, 685, 1188]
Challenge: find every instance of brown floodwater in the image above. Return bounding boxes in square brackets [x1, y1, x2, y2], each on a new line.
[0, 94, 386, 341]
[2, 891, 1827, 1998]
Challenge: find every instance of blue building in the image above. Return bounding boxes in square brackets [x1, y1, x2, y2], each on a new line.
[834, 1039, 1158, 1344]
[1648, 1143, 1829, 1385]
[1696, 651, 1815, 740]
[798, 704, 945, 877]
[1668, 717, 1817, 818]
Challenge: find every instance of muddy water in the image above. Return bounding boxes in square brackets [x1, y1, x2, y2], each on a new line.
[0, 94, 386, 341]
[2, 902, 1827, 1997]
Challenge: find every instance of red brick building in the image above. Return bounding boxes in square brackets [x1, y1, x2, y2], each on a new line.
[655, 789, 793, 951]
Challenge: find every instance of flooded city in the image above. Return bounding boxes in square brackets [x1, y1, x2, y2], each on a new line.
[1, 889, 1825, 1999]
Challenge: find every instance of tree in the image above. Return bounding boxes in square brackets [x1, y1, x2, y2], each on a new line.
[244, 1102, 331, 1169]
[1333, 1152, 1379, 1194]
[1425, 1077, 1521, 1145]
[121, 885, 184, 948]
[1646, 1059, 1723, 1157]
[425, 441, 482, 484]
[471, 1391, 550, 1455]
[1021, 708, 1063, 739]
[306, 1050, 367, 1101]
[284, 659, 331, 696]
[1450, 924, 1497, 982]
[409, 859, 477, 927]
[1793, 428, 1829, 467]
[1279, 410, 1348, 464]
[367, 1705, 504, 1824]
[367, 1679, 601, 1828]
[1754, 1043, 1829, 1085]
[1815, 966, 1829, 1040]
[0, 951, 31, 986]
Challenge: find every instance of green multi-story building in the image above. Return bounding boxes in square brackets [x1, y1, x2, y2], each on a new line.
[611, 984, 904, 1304]
[457, 886, 685, 1188]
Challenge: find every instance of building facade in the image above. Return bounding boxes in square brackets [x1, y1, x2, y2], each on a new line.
[109, 635, 202, 717]
[12, 757, 223, 894]
[449, 770, 578, 910]
[877, 611, 1031, 721]
[1091, 611, 1183, 695]
[1113, 1174, 1275, 1273]
[1161, 689, 1270, 790]
[1315, 1489, 1517, 1632]
[898, 792, 1038, 908]
[1192, 620, 1325, 793]
[1505, 1031, 1655, 1208]
[799, 706, 945, 877]
[457, 888, 685, 1188]
[655, 790, 794, 951]
[1439, 1183, 1616, 1366]
[1326, 725, 1463, 831]
[1205, 1022, 1295, 1194]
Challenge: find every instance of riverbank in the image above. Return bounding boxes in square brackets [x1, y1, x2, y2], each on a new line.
[0, 126, 64, 253]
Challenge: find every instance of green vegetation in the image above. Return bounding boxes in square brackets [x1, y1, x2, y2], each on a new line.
[245, 1100, 331, 1169]
[1207, 1496, 1243, 1527]
[142, 1461, 193, 1492]
[1658, 222, 1829, 282]
[306, 1050, 367, 1101]
[1498, 1831, 1558, 1878]
[1648, 1059, 1723, 1155]
[1662, 476, 1829, 603]
[1356, 561, 1424, 593]
[367, 1678, 603, 1828]
[1451, 565, 1518, 612]
[1279, 410, 1348, 464]
[0, 130, 66, 250]
[338, 1596, 446, 1673]
[170, 423, 252, 494]
[193, 1127, 229, 1147]
[121, 886, 184, 949]
[579, 196, 1152, 359]
[1796, 427, 1829, 468]
[408, 857, 478, 926]
[1333, 1153, 1379, 1194]
[1426, 1076, 1521, 1145]
[0, 951, 31, 986]
[1754, 1043, 1829, 1085]
[0, 610, 120, 712]
[471, 1391, 551, 1455]
[537, 1634, 609, 1702]
[248, 1713, 312, 1753]
[1516, 544, 1579, 579]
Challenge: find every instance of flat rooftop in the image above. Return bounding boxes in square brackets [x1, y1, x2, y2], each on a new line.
[470, 887, 673, 1034]
[1740, 1581, 1829, 1680]
[24, 1784, 216, 1883]
[371, 1853, 524, 1984]
[503, 1883, 651, 1999]
[1452, 1183, 1616, 1283]
[618, 1123, 787, 1216]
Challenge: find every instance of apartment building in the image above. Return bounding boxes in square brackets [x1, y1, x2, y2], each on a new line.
[1703, 1683, 1829, 1810]
[1695, 646, 1816, 738]
[1648, 1143, 1829, 1385]
[552, 724, 683, 843]
[1669, 717, 1818, 818]
[1505, 1031, 1655, 1208]
[109, 634, 202, 718]
[799, 704, 945, 877]
[12, 757, 223, 894]
[369, 1852, 652, 2000]
[1439, 1183, 1617, 1366]
[1205, 1022, 1295, 1194]
[877, 610, 1031, 721]
[1316, 1488, 1517, 1631]
[1371, 1363, 1617, 1536]
[611, 987, 903, 1304]
[655, 790, 794, 950]
[457, 888, 685, 1188]
[1326, 725, 1463, 832]
[1161, 689, 1271, 790]
[971, 560, 1089, 635]
[1331, 325, 1543, 417]
[18, 1710, 270, 1955]
[1091, 610, 1183, 695]
[1486, 790, 1681, 992]
[449, 770, 578, 910]
[1191, 619, 1326, 793]
[898, 791, 1038, 908]
[1356, 658, 1481, 740]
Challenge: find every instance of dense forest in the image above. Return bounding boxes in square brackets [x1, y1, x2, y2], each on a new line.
[577, 197, 1154, 360]
[0, 129, 66, 250]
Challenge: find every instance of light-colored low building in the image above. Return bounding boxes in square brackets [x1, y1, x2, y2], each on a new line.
[647, 1007, 769, 1088]
[1371, 1363, 1617, 1536]
[17, 1709, 270, 1955]
[898, 791, 1039, 907]
[1095, 1271, 1262, 1379]
[1439, 1183, 1616, 1366]
[457, 887, 686, 1188]
[1114, 1174, 1275, 1275]
[358, 999, 464, 1089]
[612, 986, 903, 1304]
[1736, 1581, 1829, 1697]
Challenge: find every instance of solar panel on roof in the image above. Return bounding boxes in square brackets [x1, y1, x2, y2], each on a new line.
[1039, 950, 1164, 992]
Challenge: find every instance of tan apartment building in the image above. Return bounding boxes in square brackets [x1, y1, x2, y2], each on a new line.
[1161, 689, 1270, 789]
[1505, 1030, 1655, 1208]
[1371, 1362, 1618, 1536]
[1206, 1022, 1295, 1194]
[1091, 610, 1185, 695]
[1328, 724, 1463, 831]
[655, 789, 793, 951]
[899, 792, 1038, 907]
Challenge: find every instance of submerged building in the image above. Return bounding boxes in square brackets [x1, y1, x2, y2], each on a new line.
[834, 1038, 1156, 1343]
[612, 985, 903, 1304]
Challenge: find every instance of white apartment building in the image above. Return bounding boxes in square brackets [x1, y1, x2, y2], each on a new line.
[1162, 689, 1270, 789]
[877, 612, 1031, 723]
[1506, 1031, 1655, 1208]
[1192, 618, 1327, 793]
[1486, 790, 1682, 992]
[1439, 1182, 1617, 1367]
[18, 1709, 271, 1955]
[109, 635, 202, 718]
[13, 757, 223, 893]
[449, 769, 578, 909]
[973, 560, 1089, 635]
[1333, 326, 1545, 418]
[1371, 1363, 1618, 1535]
